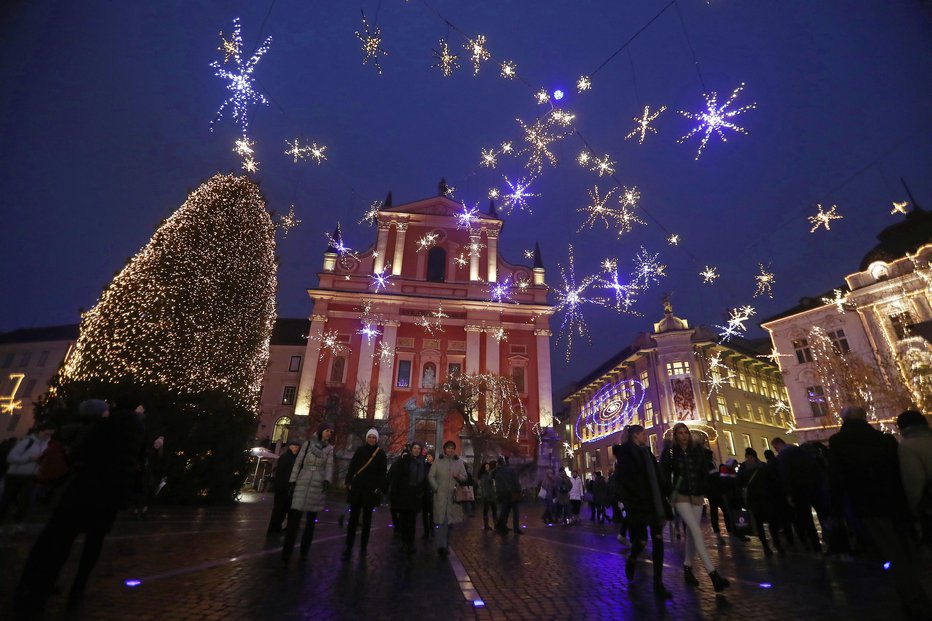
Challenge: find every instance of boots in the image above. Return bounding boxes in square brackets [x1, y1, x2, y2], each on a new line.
[683, 565, 700, 586]
[653, 580, 673, 600]
[709, 570, 731, 592]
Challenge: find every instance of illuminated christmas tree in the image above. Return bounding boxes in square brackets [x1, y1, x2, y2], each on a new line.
[61, 173, 277, 411]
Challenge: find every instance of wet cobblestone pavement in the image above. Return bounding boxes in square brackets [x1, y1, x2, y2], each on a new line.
[1, 493, 928, 620]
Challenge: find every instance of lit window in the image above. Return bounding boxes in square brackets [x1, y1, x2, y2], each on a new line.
[807, 385, 829, 418]
[723, 430, 736, 456]
[761, 437, 771, 451]
[717, 395, 732, 424]
[272, 416, 293, 443]
[281, 386, 297, 405]
[665, 360, 690, 376]
[793, 339, 813, 364]
[289, 355, 302, 372]
[639, 370, 650, 390]
[644, 400, 654, 426]
[742, 433, 752, 449]
[396, 359, 412, 388]
[649, 434, 658, 456]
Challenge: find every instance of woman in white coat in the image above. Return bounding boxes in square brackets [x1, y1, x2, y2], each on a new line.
[428, 440, 468, 557]
[282, 422, 334, 563]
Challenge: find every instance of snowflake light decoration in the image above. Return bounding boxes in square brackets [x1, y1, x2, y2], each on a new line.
[456, 203, 480, 229]
[480, 148, 498, 168]
[616, 205, 646, 237]
[210, 18, 272, 136]
[632, 247, 666, 288]
[808, 204, 843, 232]
[715, 305, 756, 342]
[416, 232, 440, 252]
[667, 234, 680, 246]
[821, 288, 852, 314]
[357, 322, 382, 346]
[577, 76, 592, 92]
[523, 249, 535, 260]
[758, 347, 790, 366]
[370, 264, 392, 292]
[467, 239, 486, 258]
[626, 104, 667, 144]
[552, 110, 576, 126]
[620, 186, 640, 208]
[891, 201, 909, 215]
[465, 35, 490, 75]
[699, 266, 720, 284]
[517, 117, 567, 173]
[315, 330, 348, 359]
[418, 305, 448, 335]
[577, 185, 617, 232]
[535, 89, 551, 105]
[589, 154, 616, 177]
[600, 263, 640, 313]
[772, 399, 791, 417]
[489, 279, 514, 304]
[359, 201, 381, 226]
[284, 138, 328, 165]
[703, 351, 732, 394]
[277, 206, 301, 237]
[488, 326, 508, 342]
[501, 61, 517, 79]
[432, 39, 460, 77]
[373, 341, 395, 362]
[577, 151, 591, 166]
[753, 264, 775, 298]
[677, 83, 756, 160]
[217, 28, 240, 64]
[553, 245, 608, 361]
[453, 253, 469, 268]
[241, 156, 259, 173]
[501, 176, 539, 213]
[234, 137, 255, 156]
[355, 12, 388, 74]
[325, 225, 358, 262]
[500, 141, 513, 154]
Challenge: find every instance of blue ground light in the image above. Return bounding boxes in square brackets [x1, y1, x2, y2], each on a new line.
[125, 580, 142, 587]
[473, 600, 486, 608]
[759, 583, 773, 589]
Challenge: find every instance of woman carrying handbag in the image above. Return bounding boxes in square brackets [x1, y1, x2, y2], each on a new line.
[342, 428, 387, 559]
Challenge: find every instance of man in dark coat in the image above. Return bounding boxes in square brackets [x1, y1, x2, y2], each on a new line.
[388, 441, 428, 554]
[829, 405, 931, 618]
[267, 438, 301, 535]
[613, 424, 673, 599]
[492, 456, 522, 535]
[771, 436, 824, 551]
[13, 394, 147, 617]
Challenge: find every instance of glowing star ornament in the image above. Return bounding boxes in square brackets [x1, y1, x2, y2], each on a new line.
[600, 264, 640, 313]
[325, 224, 359, 263]
[305, 143, 327, 164]
[667, 234, 680, 246]
[577, 76, 592, 92]
[677, 83, 756, 160]
[217, 29, 240, 64]
[589, 154, 616, 177]
[241, 156, 259, 173]
[553, 245, 608, 361]
[316, 330, 348, 359]
[517, 117, 566, 173]
[715, 305, 756, 342]
[416, 232, 440, 252]
[370, 264, 392, 292]
[808, 204, 843, 232]
[577, 185, 618, 232]
[773, 399, 791, 417]
[891, 201, 909, 215]
[489, 279, 514, 304]
[209, 18, 272, 136]
[700, 266, 720, 284]
[552, 110, 576, 126]
[480, 148, 498, 168]
[356, 12, 389, 75]
[359, 201, 381, 226]
[500, 142, 513, 154]
[632, 247, 666, 288]
[535, 89, 551, 105]
[523, 249, 535, 260]
[465, 35, 490, 75]
[501, 61, 517, 79]
[357, 323, 382, 345]
[501, 176, 539, 213]
[626, 105, 667, 144]
[758, 347, 790, 365]
[373, 341, 395, 362]
[467, 239, 486, 258]
[821, 288, 852, 314]
[616, 205, 646, 237]
[456, 204, 480, 229]
[488, 188, 500, 199]
[577, 152, 591, 166]
[620, 186, 640, 208]
[277, 206, 301, 237]
[234, 137, 255, 156]
[754, 264, 775, 298]
[488, 327, 508, 342]
[703, 352, 732, 394]
[418, 305, 448, 335]
[432, 39, 460, 77]
[453, 253, 469, 268]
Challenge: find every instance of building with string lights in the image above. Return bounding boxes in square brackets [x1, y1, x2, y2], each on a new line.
[289, 182, 555, 457]
[761, 206, 932, 443]
[562, 300, 793, 479]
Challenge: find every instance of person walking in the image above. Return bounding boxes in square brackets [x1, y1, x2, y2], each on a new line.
[896, 409, 932, 550]
[661, 423, 730, 592]
[829, 406, 931, 618]
[421, 451, 435, 539]
[267, 439, 301, 535]
[592, 471, 609, 524]
[569, 469, 584, 524]
[428, 440, 467, 557]
[738, 447, 784, 555]
[478, 460, 498, 531]
[342, 428, 387, 559]
[556, 468, 572, 525]
[282, 423, 334, 563]
[0, 424, 53, 535]
[493, 456, 522, 535]
[614, 425, 673, 599]
[388, 440, 428, 555]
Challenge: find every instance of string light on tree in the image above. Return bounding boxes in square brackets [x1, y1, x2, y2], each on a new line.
[577, 76, 592, 92]
[699, 266, 720, 284]
[432, 39, 460, 77]
[625, 104, 667, 143]
[355, 11, 389, 75]
[464, 35, 490, 75]
[677, 83, 756, 160]
[667, 234, 680, 246]
[277, 206, 301, 237]
[209, 18, 272, 136]
[808, 204, 843, 232]
[753, 264, 775, 298]
[891, 201, 909, 215]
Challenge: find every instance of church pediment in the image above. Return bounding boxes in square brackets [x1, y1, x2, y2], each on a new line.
[383, 196, 497, 221]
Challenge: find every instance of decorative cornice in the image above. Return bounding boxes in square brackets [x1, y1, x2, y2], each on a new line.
[464, 324, 484, 332]
[311, 314, 329, 323]
[534, 329, 553, 337]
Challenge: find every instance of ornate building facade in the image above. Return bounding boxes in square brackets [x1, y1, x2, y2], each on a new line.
[292, 187, 554, 456]
[563, 302, 793, 479]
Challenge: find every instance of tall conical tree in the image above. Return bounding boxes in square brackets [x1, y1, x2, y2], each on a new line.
[61, 173, 277, 411]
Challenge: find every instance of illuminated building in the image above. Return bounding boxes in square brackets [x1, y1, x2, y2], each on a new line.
[563, 298, 792, 478]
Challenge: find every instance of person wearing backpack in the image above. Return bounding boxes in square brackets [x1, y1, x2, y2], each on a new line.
[0, 424, 53, 534]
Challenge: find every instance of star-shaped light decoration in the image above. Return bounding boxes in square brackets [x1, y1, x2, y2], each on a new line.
[373, 341, 395, 362]
[600, 261, 640, 314]
[355, 11, 389, 75]
[488, 326, 508, 342]
[359, 201, 381, 226]
[501, 176, 539, 213]
[667, 234, 680, 246]
[626, 104, 667, 144]
[465, 35, 490, 75]
[758, 347, 790, 366]
[370, 264, 392, 292]
[241, 156, 259, 173]
[616, 204, 646, 237]
[821, 288, 852, 314]
[523, 249, 535, 260]
[517, 117, 567, 173]
[432, 39, 460, 77]
[489, 279, 514, 304]
[467, 239, 486, 258]
[700, 266, 720, 284]
[577, 151, 591, 166]
[715, 305, 756, 342]
[217, 28, 240, 64]
[456, 203, 480, 229]
[210, 18, 272, 136]
[234, 137, 255, 156]
[577, 185, 618, 232]
[554, 245, 608, 361]
[632, 247, 666, 288]
[500, 141, 514, 154]
[283, 139, 328, 165]
[753, 264, 775, 298]
[808, 204, 843, 233]
[535, 89, 551, 105]
[488, 188, 500, 199]
[357, 322, 382, 346]
[551, 110, 576, 126]
[501, 61, 517, 79]
[416, 232, 440, 252]
[305, 143, 327, 164]
[703, 351, 733, 395]
[589, 154, 616, 177]
[277, 205, 301, 237]
[577, 76, 592, 92]
[418, 305, 448, 335]
[772, 399, 791, 417]
[677, 83, 756, 160]
[620, 186, 640, 208]
[453, 253, 469, 268]
[315, 330, 348, 359]
[325, 224, 359, 263]
[480, 148, 498, 168]
[891, 201, 909, 215]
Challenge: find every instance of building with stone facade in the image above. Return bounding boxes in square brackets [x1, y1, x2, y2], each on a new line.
[563, 301, 793, 480]
[291, 186, 554, 458]
[761, 207, 932, 443]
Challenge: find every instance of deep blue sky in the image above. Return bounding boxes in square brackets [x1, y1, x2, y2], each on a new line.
[1, 1, 930, 388]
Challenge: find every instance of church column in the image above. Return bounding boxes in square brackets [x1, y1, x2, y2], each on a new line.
[465, 325, 482, 374]
[469, 233, 481, 282]
[486, 231, 498, 283]
[391, 223, 408, 276]
[373, 321, 399, 420]
[535, 329, 554, 428]
[485, 330, 500, 375]
[295, 314, 327, 416]
[373, 222, 390, 274]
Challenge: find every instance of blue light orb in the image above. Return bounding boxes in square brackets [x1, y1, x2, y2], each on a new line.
[883, 561, 891, 570]
[553, 89, 565, 101]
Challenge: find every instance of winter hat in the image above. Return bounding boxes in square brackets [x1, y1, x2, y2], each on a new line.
[78, 399, 109, 417]
[316, 421, 333, 440]
[366, 427, 379, 442]
[897, 409, 927, 430]
[410, 440, 424, 451]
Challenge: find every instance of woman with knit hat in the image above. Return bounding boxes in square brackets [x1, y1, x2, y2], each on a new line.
[282, 422, 334, 563]
[388, 440, 429, 554]
[342, 428, 387, 559]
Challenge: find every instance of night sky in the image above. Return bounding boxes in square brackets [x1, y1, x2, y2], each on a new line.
[1, 1, 930, 389]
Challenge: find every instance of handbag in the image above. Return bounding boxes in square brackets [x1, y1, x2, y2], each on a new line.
[454, 484, 475, 503]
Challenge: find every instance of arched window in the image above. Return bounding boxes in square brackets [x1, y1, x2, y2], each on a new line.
[272, 416, 293, 443]
[426, 247, 446, 282]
